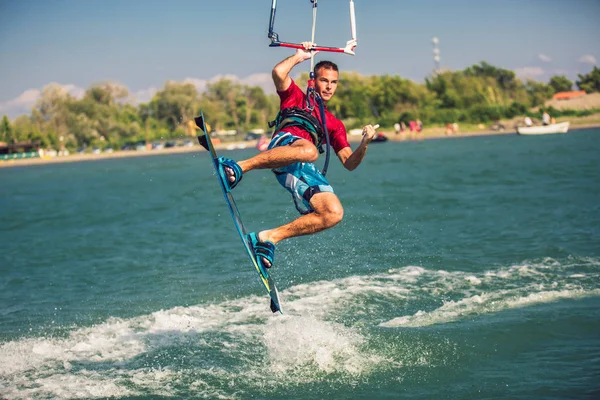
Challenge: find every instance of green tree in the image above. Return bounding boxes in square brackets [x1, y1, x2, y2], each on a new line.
[13, 115, 46, 146]
[31, 84, 76, 148]
[242, 85, 272, 128]
[149, 82, 199, 131]
[9, 59, 593, 149]
[327, 72, 372, 122]
[85, 82, 128, 107]
[34, 83, 72, 122]
[204, 79, 245, 131]
[464, 61, 517, 90]
[548, 75, 573, 93]
[524, 80, 554, 107]
[576, 66, 600, 93]
[0, 115, 15, 143]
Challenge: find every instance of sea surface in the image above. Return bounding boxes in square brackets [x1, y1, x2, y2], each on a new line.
[1, 129, 599, 399]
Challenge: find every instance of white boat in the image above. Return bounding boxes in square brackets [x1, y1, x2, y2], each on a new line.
[517, 122, 570, 135]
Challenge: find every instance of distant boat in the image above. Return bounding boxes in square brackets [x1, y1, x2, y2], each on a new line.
[517, 122, 570, 135]
[371, 133, 389, 143]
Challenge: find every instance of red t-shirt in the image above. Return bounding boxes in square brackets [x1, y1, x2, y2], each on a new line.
[277, 79, 350, 154]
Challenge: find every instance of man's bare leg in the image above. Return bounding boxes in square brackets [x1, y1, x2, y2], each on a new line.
[222, 139, 341, 267]
[256, 192, 344, 267]
[223, 139, 317, 185]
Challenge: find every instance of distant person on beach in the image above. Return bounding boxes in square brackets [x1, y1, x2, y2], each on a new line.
[445, 123, 453, 136]
[399, 121, 407, 140]
[214, 42, 379, 273]
[394, 122, 401, 135]
[452, 122, 459, 134]
[256, 135, 269, 152]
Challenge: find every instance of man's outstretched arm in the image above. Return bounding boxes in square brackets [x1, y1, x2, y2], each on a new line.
[337, 124, 378, 171]
[272, 42, 317, 92]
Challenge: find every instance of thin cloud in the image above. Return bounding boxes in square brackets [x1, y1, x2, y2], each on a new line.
[538, 54, 552, 63]
[182, 78, 209, 93]
[551, 69, 571, 77]
[0, 89, 41, 110]
[129, 87, 158, 105]
[240, 73, 275, 94]
[578, 54, 597, 64]
[514, 66, 545, 80]
[182, 73, 275, 95]
[60, 84, 85, 99]
[0, 84, 84, 119]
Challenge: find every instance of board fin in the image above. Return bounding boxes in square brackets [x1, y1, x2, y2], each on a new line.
[270, 299, 279, 313]
[195, 116, 209, 151]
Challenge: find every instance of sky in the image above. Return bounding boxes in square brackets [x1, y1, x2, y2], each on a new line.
[1, 0, 599, 119]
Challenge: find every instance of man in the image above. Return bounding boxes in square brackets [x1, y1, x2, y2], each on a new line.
[218, 42, 378, 273]
[542, 110, 551, 126]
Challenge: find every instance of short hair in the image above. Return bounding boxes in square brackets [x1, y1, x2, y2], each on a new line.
[314, 60, 339, 76]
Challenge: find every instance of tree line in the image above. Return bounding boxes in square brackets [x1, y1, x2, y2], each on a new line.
[1, 63, 599, 151]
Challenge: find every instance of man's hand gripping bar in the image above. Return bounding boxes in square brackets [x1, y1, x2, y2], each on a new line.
[269, 40, 357, 56]
[268, 0, 357, 56]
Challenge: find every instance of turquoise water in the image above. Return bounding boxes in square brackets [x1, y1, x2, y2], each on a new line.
[1, 129, 599, 399]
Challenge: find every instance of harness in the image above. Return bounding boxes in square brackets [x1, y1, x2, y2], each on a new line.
[269, 107, 326, 154]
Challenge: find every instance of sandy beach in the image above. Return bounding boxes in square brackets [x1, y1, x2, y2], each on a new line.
[2, 122, 599, 169]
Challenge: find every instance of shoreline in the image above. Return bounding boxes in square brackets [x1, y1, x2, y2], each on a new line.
[2, 123, 599, 169]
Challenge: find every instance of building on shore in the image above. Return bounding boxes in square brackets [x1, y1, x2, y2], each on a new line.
[0, 141, 42, 160]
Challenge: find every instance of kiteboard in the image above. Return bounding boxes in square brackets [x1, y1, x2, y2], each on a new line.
[195, 112, 282, 313]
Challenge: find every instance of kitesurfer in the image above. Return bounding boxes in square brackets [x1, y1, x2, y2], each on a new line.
[218, 42, 378, 271]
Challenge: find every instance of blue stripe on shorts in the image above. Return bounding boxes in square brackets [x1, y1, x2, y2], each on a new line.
[268, 132, 334, 215]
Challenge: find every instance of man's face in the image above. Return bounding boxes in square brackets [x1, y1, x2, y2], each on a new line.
[315, 68, 339, 102]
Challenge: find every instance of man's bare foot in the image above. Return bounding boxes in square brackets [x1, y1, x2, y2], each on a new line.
[218, 158, 243, 189]
[257, 231, 273, 268]
[224, 166, 235, 184]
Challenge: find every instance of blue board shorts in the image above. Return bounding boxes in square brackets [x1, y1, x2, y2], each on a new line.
[268, 132, 334, 215]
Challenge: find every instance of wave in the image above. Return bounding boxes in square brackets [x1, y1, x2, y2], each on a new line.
[1, 256, 598, 399]
[378, 256, 600, 328]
